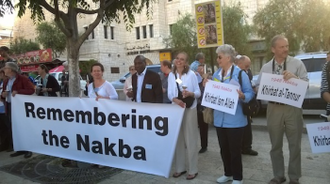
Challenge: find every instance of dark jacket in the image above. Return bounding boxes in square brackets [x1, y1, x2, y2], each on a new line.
[38, 75, 60, 97]
[132, 69, 163, 103]
[2, 74, 35, 113]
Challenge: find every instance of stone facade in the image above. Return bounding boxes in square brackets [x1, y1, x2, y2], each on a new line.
[10, 0, 269, 81]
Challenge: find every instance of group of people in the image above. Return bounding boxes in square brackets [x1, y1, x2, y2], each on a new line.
[121, 34, 309, 184]
[0, 34, 318, 184]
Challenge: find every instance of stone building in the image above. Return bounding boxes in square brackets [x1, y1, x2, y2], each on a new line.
[9, 0, 269, 81]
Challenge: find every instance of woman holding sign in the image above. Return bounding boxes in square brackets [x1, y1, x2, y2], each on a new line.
[205, 44, 254, 184]
[167, 52, 201, 180]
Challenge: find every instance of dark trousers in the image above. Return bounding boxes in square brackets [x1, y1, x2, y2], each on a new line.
[197, 111, 208, 148]
[242, 116, 252, 151]
[0, 113, 10, 149]
[5, 102, 13, 148]
[216, 127, 244, 180]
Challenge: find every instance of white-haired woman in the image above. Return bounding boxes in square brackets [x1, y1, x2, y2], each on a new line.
[205, 44, 254, 184]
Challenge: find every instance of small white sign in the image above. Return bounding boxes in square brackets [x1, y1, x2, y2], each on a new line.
[201, 80, 239, 115]
[257, 73, 308, 108]
[306, 122, 330, 153]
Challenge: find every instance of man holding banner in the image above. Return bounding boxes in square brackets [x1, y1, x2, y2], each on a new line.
[256, 35, 308, 184]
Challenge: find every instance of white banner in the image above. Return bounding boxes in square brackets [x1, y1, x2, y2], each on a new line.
[12, 95, 185, 178]
[306, 122, 330, 153]
[201, 80, 239, 115]
[257, 73, 308, 108]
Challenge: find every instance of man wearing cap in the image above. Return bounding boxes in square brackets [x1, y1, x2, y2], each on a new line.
[1, 62, 35, 158]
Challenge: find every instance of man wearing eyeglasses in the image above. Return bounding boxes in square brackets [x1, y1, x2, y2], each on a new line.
[256, 35, 308, 184]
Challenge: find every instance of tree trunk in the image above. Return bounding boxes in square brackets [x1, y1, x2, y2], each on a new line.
[67, 37, 81, 97]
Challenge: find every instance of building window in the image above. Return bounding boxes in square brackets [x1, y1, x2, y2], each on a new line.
[142, 25, 147, 39]
[136, 27, 140, 40]
[149, 24, 154, 38]
[104, 26, 108, 39]
[110, 67, 120, 74]
[110, 26, 114, 40]
[84, 27, 88, 40]
[169, 24, 176, 35]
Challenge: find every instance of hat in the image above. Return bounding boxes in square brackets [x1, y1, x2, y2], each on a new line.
[5, 62, 19, 72]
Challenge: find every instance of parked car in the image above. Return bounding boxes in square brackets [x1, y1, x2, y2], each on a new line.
[34, 72, 87, 90]
[111, 64, 161, 100]
[253, 52, 327, 115]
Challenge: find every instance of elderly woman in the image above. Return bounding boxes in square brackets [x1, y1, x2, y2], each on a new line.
[1, 62, 35, 158]
[88, 63, 118, 100]
[206, 45, 254, 184]
[36, 64, 60, 96]
[168, 52, 201, 180]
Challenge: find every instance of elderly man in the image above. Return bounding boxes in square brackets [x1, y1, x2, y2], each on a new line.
[236, 55, 258, 156]
[1, 62, 35, 158]
[256, 35, 308, 184]
[126, 55, 163, 103]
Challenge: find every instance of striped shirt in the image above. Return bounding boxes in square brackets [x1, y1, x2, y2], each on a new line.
[320, 61, 330, 113]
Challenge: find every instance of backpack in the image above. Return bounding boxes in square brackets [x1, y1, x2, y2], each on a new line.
[238, 70, 259, 117]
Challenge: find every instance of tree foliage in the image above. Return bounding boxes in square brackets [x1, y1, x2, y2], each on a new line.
[223, 3, 251, 55]
[297, 0, 330, 52]
[164, 14, 198, 62]
[253, 0, 301, 57]
[164, 4, 251, 68]
[79, 59, 98, 79]
[15, 0, 154, 96]
[253, 0, 330, 56]
[0, 0, 13, 17]
[36, 22, 66, 58]
[10, 37, 40, 54]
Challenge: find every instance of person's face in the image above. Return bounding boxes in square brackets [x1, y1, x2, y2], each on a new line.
[91, 66, 103, 79]
[160, 64, 167, 73]
[327, 54, 330, 62]
[37, 67, 44, 75]
[217, 53, 231, 68]
[129, 67, 136, 75]
[199, 57, 205, 63]
[272, 38, 289, 59]
[3, 66, 12, 77]
[237, 59, 251, 71]
[175, 53, 187, 69]
[134, 58, 146, 74]
[197, 66, 204, 75]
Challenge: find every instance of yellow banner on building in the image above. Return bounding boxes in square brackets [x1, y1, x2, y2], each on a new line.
[195, 0, 223, 48]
